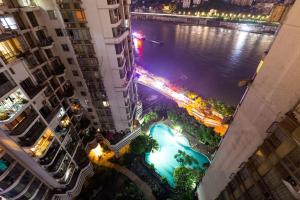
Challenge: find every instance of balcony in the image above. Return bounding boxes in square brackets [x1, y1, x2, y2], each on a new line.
[20, 78, 44, 99]
[52, 65, 65, 76]
[17, 0, 37, 7]
[18, 120, 47, 147]
[107, 0, 119, 6]
[54, 156, 71, 179]
[74, 147, 89, 168]
[106, 29, 129, 44]
[0, 89, 29, 124]
[0, 78, 16, 98]
[40, 105, 60, 123]
[103, 124, 141, 152]
[59, 163, 75, 184]
[29, 128, 54, 158]
[55, 126, 70, 142]
[78, 117, 90, 131]
[0, 37, 25, 64]
[39, 140, 60, 165]
[47, 149, 66, 172]
[81, 128, 96, 146]
[38, 37, 54, 49]
[66, 139, 78, 156]
[63, 85, 74, 98]
[9, 108, 38, 135]
[70, 101, 83, 116]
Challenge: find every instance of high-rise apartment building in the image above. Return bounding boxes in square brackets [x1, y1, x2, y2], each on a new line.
[0, 0, 140, 199]
[51, 0, 141, 152]
[197, 1, 300, 199]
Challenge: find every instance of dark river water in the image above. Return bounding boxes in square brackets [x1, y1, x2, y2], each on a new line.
[132, 20, 274, 106]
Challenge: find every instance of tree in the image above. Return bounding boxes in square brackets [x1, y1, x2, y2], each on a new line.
[174, 150, 199, 166]
[143, 111, 158, 124]
[173, 167, 201, 192]
[187, 91, 198, 100]
[115, 183, 145, 200]
[194, 96, 207, 109]
[173, 167, 205, 196]
[130, 135, 159, 155]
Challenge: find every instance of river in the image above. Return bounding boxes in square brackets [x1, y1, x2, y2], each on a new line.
[132, 19, 274, 106]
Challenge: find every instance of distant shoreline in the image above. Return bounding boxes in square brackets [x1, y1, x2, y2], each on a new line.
[131, 12, 279, 34]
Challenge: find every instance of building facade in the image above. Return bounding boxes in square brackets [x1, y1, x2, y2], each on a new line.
[0, 0, 145, 199]
[197, 0, 300, 199]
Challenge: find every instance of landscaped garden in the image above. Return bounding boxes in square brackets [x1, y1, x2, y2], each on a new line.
[80, 99, 228, 200]
[76, 166, 145, 200]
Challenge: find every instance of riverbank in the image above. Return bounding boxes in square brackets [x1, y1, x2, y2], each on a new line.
[131, 12, 279, 34]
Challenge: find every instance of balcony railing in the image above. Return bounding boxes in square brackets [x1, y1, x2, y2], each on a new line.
[17, 0, 37, 7]
[104, 126, 141, 152]
[18, 120, 46, 147]
[39, 140, 60, 165]
[66, 141, 77, 156]
[54, 156, 71, 179]
[0, 80, 16, 98]
[47, 149, 66, 172]
[55, 126, 70, 142]
[63, 86, 74, 98]
[107, 0, 119, 5]
[21, 84, 44, 99]
[10, 109, 38, 135]
[53, 163, 93, 199]
[0, 89, 29, 124]
[38, 37, 54, 48]
[40, 106, 60, 123]
[52, 65, 65, 76]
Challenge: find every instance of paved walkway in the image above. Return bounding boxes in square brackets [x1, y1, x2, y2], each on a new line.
[101, 160, 156, 200]
[89, 146, 156, 200]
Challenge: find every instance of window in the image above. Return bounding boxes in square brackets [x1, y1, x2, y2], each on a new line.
[91, 116, 95, 119]
[55, 28, 64, 37]
[47, 10, 57, 20]
[0, 16, 18, 30]
[76, 81, 83, 87]
[67, 58, 74, 64]
[102, 101, 109, 107]
[93, 122, 98, 126]
[80, 91, 86, 96]
[87, 108, 92, 112]
[72, 70, 79, 76]
[61, 44, 69, 52]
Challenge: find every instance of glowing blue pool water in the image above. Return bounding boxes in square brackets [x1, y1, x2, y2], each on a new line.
[145, 123, 209, 188]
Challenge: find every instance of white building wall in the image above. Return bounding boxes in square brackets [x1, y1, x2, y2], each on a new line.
[197, 1, 300, 199]
[81, 0, 130, 131]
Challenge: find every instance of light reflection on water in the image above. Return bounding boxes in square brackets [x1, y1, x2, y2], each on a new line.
[145, 123, 209, 188]
[133, 20, 274, 105]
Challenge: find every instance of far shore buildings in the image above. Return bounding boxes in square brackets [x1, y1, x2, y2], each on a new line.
[197, 0, 300, 199]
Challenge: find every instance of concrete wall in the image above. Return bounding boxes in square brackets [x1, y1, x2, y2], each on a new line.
[197, 1, 300, 199]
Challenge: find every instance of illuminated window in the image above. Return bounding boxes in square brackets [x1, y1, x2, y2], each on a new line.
[30, 128, 54, 157]
[0, 38, 23, 64]
[103, 101, 109, 107]
[0, 16, 18, 30]
[0, 89, 28, 122]
[74, 11, 86, 22]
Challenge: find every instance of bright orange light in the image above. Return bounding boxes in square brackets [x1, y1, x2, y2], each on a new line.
[91, 144, 102, 157]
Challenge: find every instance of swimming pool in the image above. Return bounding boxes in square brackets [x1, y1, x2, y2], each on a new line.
[145, 123, 209, 187]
